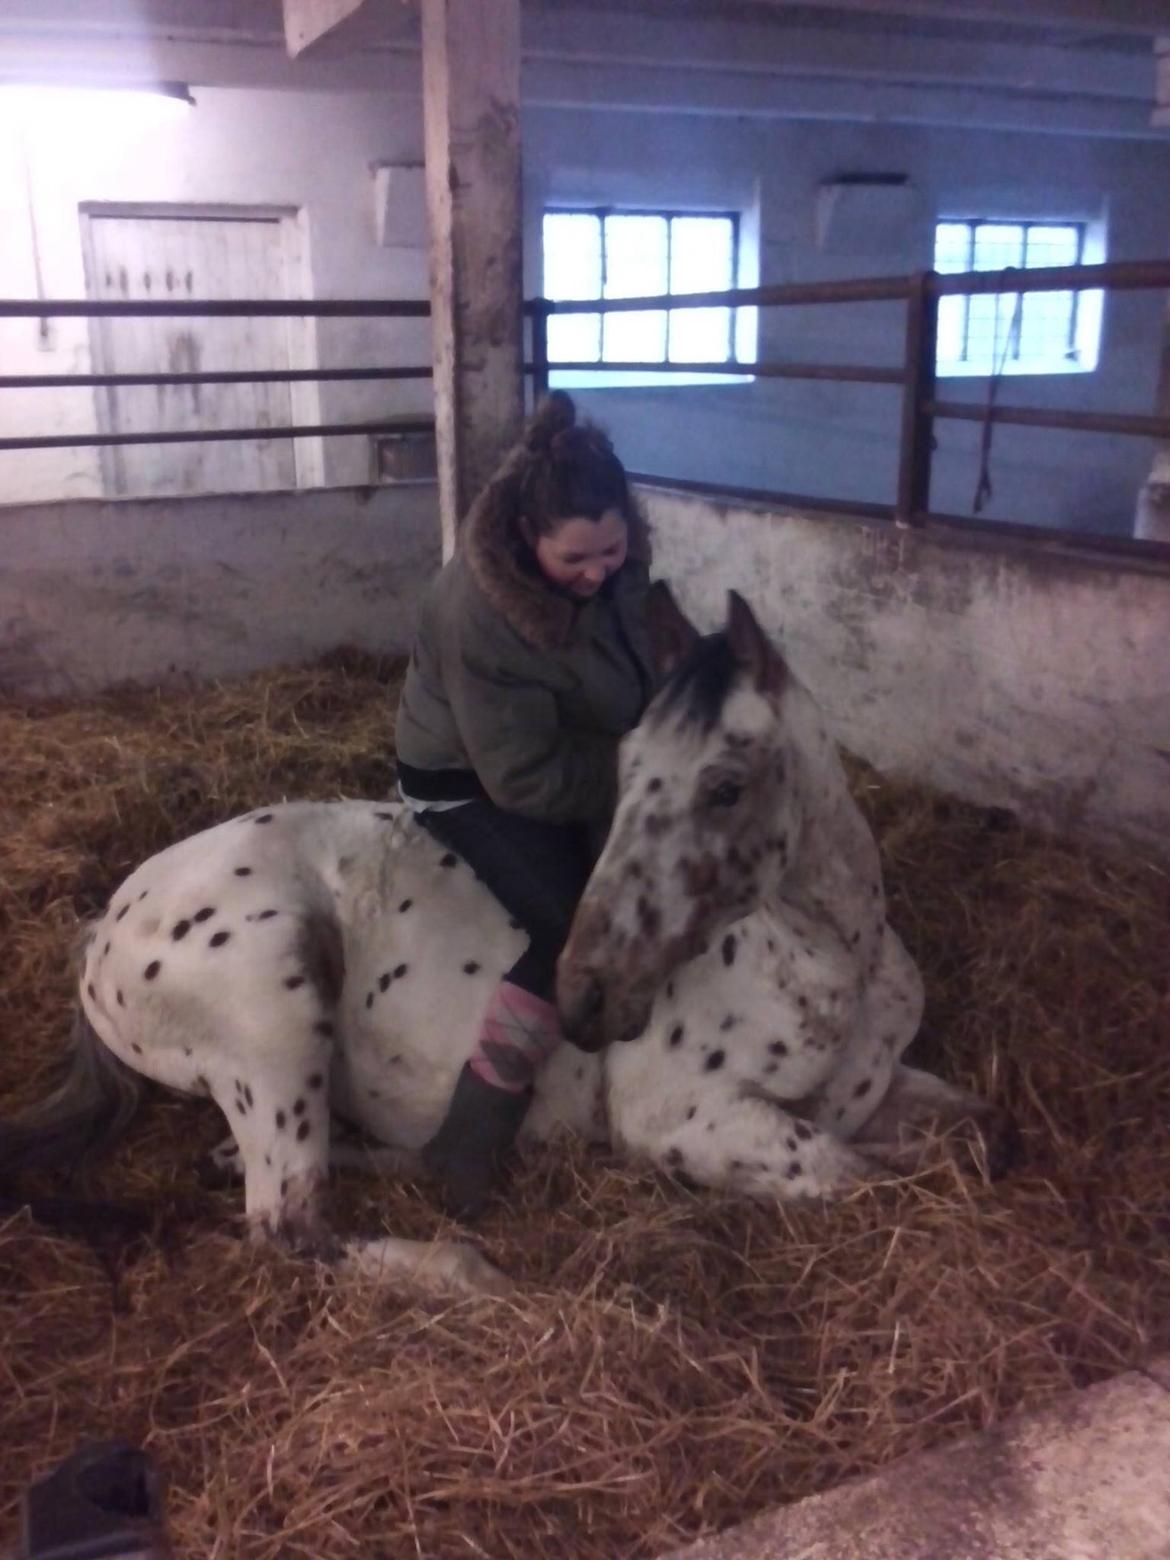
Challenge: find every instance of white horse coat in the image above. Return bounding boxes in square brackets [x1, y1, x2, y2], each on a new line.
[10, 591, 1002, 1297]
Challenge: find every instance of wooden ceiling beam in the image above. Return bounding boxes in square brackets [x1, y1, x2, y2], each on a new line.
[282, 0, 372, 58]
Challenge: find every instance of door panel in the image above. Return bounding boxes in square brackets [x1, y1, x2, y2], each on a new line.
[86, 212, 297, 497]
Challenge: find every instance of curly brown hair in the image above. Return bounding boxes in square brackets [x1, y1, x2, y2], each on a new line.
[513, 392, 636, 537]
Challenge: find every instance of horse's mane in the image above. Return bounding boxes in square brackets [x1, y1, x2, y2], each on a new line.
[651, 633, 739, 734]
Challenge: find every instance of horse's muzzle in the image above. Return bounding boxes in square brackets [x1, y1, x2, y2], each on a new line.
[557, 969, 607, 1052]
[558, 967, 655, 1052]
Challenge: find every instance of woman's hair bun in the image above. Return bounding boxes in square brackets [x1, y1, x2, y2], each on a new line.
[524, 390, 576, 452]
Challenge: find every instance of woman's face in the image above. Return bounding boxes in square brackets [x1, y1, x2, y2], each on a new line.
[528, 508, 629, 598]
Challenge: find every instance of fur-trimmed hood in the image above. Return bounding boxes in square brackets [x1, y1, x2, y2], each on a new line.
[460, 466, 653, 652]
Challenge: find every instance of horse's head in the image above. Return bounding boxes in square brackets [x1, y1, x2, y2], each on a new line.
[558, 586, 808, 1049]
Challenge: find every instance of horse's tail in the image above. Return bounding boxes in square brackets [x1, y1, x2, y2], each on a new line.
[0, 1007, 144, 1183]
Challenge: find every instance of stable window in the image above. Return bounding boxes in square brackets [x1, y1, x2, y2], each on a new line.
[543, 208, 753, 387]
[934, 219, 1103, 377]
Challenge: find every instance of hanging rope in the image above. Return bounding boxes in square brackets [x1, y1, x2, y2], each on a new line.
[973, 268, 1024, 515]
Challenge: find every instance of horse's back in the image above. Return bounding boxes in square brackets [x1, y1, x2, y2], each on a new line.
[79, 802, 408, 1090]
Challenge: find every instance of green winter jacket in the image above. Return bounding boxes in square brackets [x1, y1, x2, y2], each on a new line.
[395, 473, 654, 827]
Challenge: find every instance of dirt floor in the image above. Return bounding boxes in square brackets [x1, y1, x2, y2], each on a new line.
[1, 650, 1167, 1558]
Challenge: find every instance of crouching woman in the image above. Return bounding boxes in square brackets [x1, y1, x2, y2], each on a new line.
[394, 391, 655, 1219]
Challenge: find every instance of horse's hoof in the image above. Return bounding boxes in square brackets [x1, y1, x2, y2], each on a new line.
[195, 1142, 242, 1188]
[449, 1242, 515, 1298]
[342, 1235, 514, 1298]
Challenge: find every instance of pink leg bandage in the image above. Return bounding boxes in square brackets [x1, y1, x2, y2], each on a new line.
[469, 981, 562, 1092]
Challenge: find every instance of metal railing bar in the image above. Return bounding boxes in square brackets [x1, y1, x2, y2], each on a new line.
[529, 360, 904, 384]
[0, 299, 432, 319]
[0, 419, 435, 453]
[928, 259, 1170, 297]
[627, 471, 895, 523]
[0, 367, 432, 390]
[538, 278, 912, 315]
[525, 259, 1170, 318]
[1, 258, 1165, 325]
[927, 400, 1170, 441]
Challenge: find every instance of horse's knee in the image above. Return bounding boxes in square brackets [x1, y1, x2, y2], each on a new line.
[248, 1165, 330, 1250]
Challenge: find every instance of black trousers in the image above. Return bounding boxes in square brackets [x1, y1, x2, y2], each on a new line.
[419, 802, 596, 1002]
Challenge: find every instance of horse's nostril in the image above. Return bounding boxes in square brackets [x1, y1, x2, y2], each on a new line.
[560, 971, 604, 1042]
[575, 974, 604, 1028]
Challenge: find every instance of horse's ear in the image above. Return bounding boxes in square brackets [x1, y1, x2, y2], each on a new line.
[647, 580, 701, 683]
[726, 591, 786, 696]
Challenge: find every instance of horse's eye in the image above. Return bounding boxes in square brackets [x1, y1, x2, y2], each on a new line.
[708, 780, 742, 809]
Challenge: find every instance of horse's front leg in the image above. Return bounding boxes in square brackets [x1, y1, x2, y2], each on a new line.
[217, 1072, 510, 1295]
[614, 1077, 879, 1201]
[850, 1064, 1019, 1181]
[206, 1033, 335, 1250]
[206, 1009, 509, 1297]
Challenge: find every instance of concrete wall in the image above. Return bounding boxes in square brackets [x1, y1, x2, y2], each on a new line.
[0, 483, 439, 695]
[643, 485, 1170, 859]
[0, 85, 430, 502]
[524, 111, 1170, 538]
[2, 475, 1165, 860]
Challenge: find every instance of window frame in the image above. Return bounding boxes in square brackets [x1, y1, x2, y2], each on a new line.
[934, 216, 1097, 378]
[543, 205, 751, 386]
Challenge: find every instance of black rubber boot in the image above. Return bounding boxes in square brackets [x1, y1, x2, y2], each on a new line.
[420, 1063, 534, 1223]
[21, 1439, 170, 1558]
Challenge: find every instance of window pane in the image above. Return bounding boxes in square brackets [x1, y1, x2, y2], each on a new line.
[543, 212, 602, 363]
[1020, 224, 1080, 363]
[1025, 224, 1080, 268]
[936, 295, 967, 363]
[548, 312, 603, 363]
[668, 216, 733, 362]
[966, 292, 1020, 371]
[543, 213, 602, 299]
[966, 223, 1024, 369]
[669, 306, 732, 363]
[935, 223, 972, 365]
[669, 217, 733, 291]
[1018, 290, 1076, 364]
[603, 214, 668, 363]
[934, 222, 972, 274]
[972, 223, 1025, 272]
[935, 216, 1097, 376]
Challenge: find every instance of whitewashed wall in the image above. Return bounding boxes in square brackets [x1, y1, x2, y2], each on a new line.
[643, 486, 1170, 860]
[2, 78, 1169, 534]
[0, 85, 430, 502]
[0, 484, 439, 694]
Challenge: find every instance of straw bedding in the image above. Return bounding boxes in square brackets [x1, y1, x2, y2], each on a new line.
[1, 650, 1167, 1558]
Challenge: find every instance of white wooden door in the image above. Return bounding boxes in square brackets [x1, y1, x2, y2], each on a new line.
[86, 212, 297, 497]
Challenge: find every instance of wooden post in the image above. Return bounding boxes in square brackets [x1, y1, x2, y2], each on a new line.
[1135, 286, 1170, 541]
[421, 0, 524, 560]
[895, 271, 938, 527]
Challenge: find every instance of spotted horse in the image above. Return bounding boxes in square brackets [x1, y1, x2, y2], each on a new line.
[0, 588, 1010, 1297]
